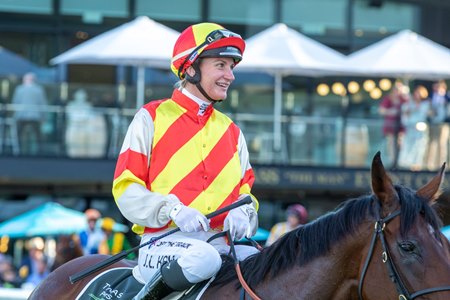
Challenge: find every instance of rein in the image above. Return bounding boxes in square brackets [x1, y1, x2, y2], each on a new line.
[207, 232, 262, 300]
[358, 209, 450, 300]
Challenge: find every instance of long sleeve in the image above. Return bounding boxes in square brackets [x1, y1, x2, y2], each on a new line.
[112, 108, 181, 233]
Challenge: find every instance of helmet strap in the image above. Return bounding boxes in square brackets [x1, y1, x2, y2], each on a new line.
[186, 61, 222, 102]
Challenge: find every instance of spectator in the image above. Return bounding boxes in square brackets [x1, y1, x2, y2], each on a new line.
[425, 80, 449, 170]
[0, 254, 21, 288]
[378, 81, 409, 168]
[65, 89, 107, 158]
[11, 72, 48, 155]
[98, 217, 135, 260]
[18, 237, 49, 288]
[397, 85, 430, 170]
[266, 204, 308, 246]
[23, 254, 49, 289]
[79, 208, 105, 255]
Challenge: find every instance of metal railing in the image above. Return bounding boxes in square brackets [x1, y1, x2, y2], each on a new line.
[0, 102, 396, 170]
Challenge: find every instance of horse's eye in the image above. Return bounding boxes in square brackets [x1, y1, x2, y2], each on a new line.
[399, 241, 416, 252]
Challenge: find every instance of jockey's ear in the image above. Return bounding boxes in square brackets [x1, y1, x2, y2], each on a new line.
[416, 162, 445, 205]
[371, 152, 399, 217]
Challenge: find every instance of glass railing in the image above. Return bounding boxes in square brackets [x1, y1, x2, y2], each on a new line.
[0, 102, 414, 170]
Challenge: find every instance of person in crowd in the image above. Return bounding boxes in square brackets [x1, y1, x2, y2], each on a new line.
[425, 80, 449, 170]
[98, 217, 135, 260]
[378, 81, 409, 168]
[79, 208, 105, 255]
[65, 89, 107, 158]
[11, 72, 48, 155]
[397, 85, 430, 170]
[18, 237, 49, 288]
[23, 254, 49, 289]
[112, 22, 259, 299]
[265, 204, 308, 246]
[0, 254, 21, 288]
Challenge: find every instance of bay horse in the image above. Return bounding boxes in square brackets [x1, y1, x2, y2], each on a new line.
[29, 153, 450, 299]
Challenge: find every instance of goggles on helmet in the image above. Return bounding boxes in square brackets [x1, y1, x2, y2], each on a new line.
[178, 29, 243, 79]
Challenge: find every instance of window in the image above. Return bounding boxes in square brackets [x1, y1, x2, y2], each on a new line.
[209, 0, 274, 25]
[136, 0, 200, 22]
[0, 0, 52, 14]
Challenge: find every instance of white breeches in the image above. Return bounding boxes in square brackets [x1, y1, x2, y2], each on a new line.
[136, 230, 259, 284]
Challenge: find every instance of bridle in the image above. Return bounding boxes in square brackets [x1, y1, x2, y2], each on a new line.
[358, 209, 450, 300]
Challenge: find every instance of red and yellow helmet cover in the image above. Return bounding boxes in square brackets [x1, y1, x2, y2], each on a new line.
[171, 22, 246, 79]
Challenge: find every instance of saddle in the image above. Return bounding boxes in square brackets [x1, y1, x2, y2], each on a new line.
[75, 267, 212, 300]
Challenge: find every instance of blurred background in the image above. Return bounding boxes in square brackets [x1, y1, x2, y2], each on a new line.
[1, 0, 450, 296]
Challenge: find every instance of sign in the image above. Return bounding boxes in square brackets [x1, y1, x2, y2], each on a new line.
[253, 165, 438, 192]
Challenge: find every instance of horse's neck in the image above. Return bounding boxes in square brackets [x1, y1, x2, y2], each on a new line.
[256, 231, 370, 299]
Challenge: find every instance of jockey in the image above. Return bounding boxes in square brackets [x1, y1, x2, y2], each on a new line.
[112, 22, 259, 300]
[266, 204, 308, 246]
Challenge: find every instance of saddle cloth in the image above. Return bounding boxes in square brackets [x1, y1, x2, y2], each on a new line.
[75, 267, 212, 300]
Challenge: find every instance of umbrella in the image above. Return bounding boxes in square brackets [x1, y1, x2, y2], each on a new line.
[237, 23, 350, 151]
[0, 46, 39, 76]
[0, 202, 86, 238]
[50, 16, 180, 108]
[346, 29, 450, 80]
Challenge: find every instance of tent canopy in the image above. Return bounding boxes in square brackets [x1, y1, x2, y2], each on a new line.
[50, 16, 179, 68]
[237, 23, 351, 76]
[0, 202, 86, 238]
[50, 16, 180, 108]
[346, 29, 450, 80]
[0, 202, 127, 238]
[442, 225, 450, 241]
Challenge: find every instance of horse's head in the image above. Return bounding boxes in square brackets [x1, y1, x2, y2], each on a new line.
[362, 151, 450, 299]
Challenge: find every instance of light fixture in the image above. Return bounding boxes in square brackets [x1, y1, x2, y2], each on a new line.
[370, 87, 382, 99]
[379, 78, 392, 91]
[347, 81, 360, 94]
[316, 83, 330, 96]
[332, 82, 346, 96]
[363, 79, 376, 92]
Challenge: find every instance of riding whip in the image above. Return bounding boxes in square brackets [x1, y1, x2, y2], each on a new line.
[69, 196, 253, 283]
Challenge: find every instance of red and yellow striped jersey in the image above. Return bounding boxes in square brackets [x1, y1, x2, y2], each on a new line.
[113, 89, 257, 234]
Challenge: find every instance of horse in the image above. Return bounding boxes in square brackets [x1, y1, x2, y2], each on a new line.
[29, 153, 450, 300]
[50, 234, 84, 272]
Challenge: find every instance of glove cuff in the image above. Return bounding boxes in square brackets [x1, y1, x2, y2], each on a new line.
[169, 203, 184, 220]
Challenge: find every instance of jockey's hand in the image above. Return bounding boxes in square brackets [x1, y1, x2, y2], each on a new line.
[170, 204, 210, 232]
[224, 206, 252, 241]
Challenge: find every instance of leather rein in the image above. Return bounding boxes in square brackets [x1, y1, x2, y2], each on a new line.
[358, 209, 450, 300]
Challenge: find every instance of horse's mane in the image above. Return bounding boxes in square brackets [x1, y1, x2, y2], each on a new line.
[212, 184, 443, 288]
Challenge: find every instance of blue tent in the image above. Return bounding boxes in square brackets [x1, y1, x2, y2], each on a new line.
[0, 46, 39, 76]
[0, 202, 87, 238]
[442, 225, 450, 240]
[0, 202, 128, 238]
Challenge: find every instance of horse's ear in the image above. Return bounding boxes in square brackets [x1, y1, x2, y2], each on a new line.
[416, 162, 446, 205]
[371, 152, 398, 216]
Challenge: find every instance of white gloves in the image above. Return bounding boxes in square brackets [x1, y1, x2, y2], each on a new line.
[169, 204, 209, 232]
[224, 205, 253, 241]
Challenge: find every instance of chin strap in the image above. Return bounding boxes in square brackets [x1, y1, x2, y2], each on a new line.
[186, 61, 223, 103]
[195, 82, 222, 102]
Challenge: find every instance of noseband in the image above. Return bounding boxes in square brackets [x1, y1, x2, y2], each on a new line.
[358, 210, 450, 300]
